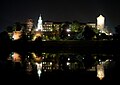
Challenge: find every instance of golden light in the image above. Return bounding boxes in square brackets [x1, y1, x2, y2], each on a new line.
[31, 52, 42, 62]
[12, 52, 21, 62]
[12, 31, 22, 40]
[32, 31, 42, 41]
[97, 64, 105, 80]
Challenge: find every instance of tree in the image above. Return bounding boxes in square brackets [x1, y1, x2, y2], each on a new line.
[59, 22, 69, 40]
[71, 20, 80, 32]
[82, 25, 96, 40]
[13, 22, 23, 31]
[5, 26, 13, 32]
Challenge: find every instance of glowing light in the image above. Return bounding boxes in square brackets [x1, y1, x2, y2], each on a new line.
[106, 59, 109, 62]
[43, 62, 46, 64]
[97, 15, 105, 31]
[67, 62, 70, 65]
[66, 29, 71, 32]
[42, 53, 46, 54]
[36, 62, 42, 79]
[50, 29, 53, 31]
[31, 52, 37, 58]
[68, 34, 70, 36]
[109, 33, 112, 35]
[99, 59, 101, 62]
[12, 31, 22, 40]
[68, 58, 70, 61]
[36, 14, 43, 31]
[50, 62, 52, 65]
[37, 70, 41, 78]
[42, 57, 44, 59]
[32, 31, 42, 41]
[12, 52, 21, 62]
[31, 52, 42, 62]
[97, 64, 105, 80]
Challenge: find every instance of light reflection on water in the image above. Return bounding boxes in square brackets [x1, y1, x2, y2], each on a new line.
[5, 51, 116, 80]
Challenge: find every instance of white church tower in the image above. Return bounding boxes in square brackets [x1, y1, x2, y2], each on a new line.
[36, 14, 43, 31]
[97, 15, 105, 32]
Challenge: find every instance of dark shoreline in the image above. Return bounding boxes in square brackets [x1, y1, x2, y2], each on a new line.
[9, 40, 120, 53]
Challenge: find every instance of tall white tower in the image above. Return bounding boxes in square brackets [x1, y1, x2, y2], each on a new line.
[36, 14, 43, 31]
[97, 15, 105, 31]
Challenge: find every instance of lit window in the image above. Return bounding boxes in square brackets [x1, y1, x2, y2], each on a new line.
[50, 62, 52, 65]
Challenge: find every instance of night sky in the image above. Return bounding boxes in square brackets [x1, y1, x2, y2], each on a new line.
[0, 0, 120, 33]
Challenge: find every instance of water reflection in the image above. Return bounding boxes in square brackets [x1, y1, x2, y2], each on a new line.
[97, 64, 105, 80]
[1, 52, 117, 81]
[8, 52, 22, 62]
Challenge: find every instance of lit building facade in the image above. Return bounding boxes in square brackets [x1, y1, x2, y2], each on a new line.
[43, 21, 53, 32]
[41, 53, 59, 72]
[41, 21, 62, 41]
[97, 15, 105, 31]
[36, 15, 43, 31]
[97, 15, 112, 35]
[87, 22, 96, 28]
[42, 21, 62, 32]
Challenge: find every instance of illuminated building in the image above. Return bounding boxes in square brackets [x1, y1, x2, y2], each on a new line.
[40, 53, 86, 72]
[97, 15, 112, 35]
[41, 53, 59, 72]
[36, 14, 43, 31]
[26, 19, 34, 31]
[97, 15, 105, 31]
[25, 19, 35, 40]
[87, 22, 96, 28]
[36, 62, 42, 78]
[41, 21, 62, 40]
[42, 21, 62, 32]
[53, 22, 62, 32]
[43, 21, 53, 32]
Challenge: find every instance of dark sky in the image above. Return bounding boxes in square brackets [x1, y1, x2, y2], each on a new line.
[0, 0, 120, 33]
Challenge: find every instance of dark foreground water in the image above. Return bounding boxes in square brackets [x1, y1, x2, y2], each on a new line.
[0, 51, 119, 82]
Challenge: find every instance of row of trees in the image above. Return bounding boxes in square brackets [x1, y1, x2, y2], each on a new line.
[59, 22, 112, 40]
[2, 20, 120, 41]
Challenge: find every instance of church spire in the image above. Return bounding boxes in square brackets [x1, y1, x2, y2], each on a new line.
[36, 14, 43, 31]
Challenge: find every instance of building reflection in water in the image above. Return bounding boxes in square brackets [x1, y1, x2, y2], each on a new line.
[7, 52, 115, 80]
[8, 52, 22, 62]
[97, 64, 104, 80]
[31, 52, 42, 78]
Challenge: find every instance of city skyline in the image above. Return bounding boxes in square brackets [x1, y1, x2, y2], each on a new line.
[0, 0, 120, 33]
